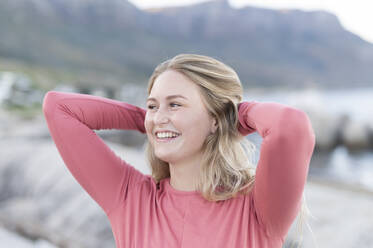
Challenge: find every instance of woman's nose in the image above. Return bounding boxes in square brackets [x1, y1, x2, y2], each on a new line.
[154, 109, 170, 124]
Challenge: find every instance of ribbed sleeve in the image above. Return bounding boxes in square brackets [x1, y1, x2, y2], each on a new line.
[42, 91, 147, 216]
[238, 101, 316, 238]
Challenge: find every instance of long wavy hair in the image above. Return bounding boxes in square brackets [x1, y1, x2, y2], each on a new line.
[144, 53, 313, 247]
[145, 53, 256, 202]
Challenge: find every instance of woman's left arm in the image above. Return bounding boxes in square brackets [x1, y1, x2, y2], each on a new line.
[237, 101, 316, 238]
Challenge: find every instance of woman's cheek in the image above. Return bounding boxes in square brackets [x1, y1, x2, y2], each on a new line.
[144, 118, 152, 137]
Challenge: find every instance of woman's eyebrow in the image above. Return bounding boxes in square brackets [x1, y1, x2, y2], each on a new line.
[147, 95, 188, 102]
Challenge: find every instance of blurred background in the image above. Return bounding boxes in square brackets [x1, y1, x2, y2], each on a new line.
[1, 0, 373, 247]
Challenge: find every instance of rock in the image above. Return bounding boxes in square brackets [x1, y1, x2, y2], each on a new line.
[0, 136, 148, 248]
[0, 226, 57, 248]
[341, 119, 371, 150]
[303, 108, 341, 151]
[96, 129, 147, 148]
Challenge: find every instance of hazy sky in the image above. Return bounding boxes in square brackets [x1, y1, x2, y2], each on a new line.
[128, 0, 373, 44]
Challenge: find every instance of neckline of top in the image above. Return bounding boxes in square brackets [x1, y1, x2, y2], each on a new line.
[164, 177, 200, 196]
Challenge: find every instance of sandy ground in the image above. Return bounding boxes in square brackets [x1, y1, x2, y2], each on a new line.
[286, 178, 373, 248]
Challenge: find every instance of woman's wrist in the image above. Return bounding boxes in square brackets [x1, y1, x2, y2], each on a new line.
[237, 101, 257, 136]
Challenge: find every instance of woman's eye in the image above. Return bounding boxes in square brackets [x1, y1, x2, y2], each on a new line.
[170, 103, 181, 107]
[147, 103, 180, 110]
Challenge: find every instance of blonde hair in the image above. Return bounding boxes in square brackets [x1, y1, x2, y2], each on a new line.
[145, 53, 312, 247]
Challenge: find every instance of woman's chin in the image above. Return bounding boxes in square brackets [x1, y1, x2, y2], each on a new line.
[155, 152, 179, 164]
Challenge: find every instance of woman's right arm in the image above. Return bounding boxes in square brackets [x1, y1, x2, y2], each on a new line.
[42, 90, 147, 216]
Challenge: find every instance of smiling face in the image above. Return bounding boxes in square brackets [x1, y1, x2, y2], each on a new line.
[145, 69, 217, 164]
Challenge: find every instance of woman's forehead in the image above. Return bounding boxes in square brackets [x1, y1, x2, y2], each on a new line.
[149, 73, 200, 100]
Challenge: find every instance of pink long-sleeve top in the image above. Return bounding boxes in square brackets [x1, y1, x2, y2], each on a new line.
[42, 90, 315, 248]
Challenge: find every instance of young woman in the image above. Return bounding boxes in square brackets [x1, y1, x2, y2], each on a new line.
[43, 54, 315, 248]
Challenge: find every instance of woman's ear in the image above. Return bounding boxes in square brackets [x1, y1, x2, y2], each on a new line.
[211, 117, 218, 134]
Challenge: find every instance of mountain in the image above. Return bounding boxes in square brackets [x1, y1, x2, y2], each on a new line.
[1, 0, 372, 90]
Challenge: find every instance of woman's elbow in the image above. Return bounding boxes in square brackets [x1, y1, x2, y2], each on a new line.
[42, 91, 61, 118]
[278, 107, 316, 148]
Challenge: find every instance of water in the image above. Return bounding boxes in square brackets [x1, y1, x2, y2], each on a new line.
[310, 146, 373, 190]
[245, 86, 373, 122]
[243, 86, 373, 192]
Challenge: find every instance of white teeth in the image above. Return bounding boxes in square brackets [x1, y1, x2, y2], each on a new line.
[156, 132, 180, 138]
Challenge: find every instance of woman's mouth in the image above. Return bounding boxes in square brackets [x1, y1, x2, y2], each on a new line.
[155, 132, 181, 143]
